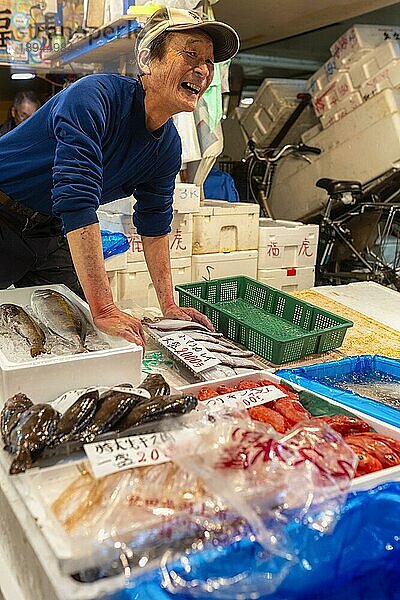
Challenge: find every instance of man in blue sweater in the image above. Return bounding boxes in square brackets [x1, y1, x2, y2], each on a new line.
[0, 8, 239, 348]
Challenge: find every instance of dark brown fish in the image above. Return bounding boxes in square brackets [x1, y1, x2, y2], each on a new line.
[138, 374, 170, 398]
[0, 304, 47, 357]
[1, 393, 33, 449]
[118, 393, 198, 431]
[50, 390, 100, 445]
[9, 404, 60, 474]
[80, 389, 145, 441]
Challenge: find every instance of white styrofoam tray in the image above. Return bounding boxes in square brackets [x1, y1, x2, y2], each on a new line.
[258, 218, 319, 270]
[191, 250, 258, 282]
[330, 24, 400, 65]
[192, 200, 259, 254]
[178, 370, 400, 492]
[0, 285, 143, 403]
[349, 39, 400, 88]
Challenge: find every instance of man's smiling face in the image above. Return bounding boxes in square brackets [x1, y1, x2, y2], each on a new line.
[145, 31, 215, 115]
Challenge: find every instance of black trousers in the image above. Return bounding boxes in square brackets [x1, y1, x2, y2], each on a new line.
[0, 201, 84, 299]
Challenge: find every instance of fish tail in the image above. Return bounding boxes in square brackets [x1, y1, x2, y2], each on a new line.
[9, 447, 32, 474]
[30, 344, 47, 358]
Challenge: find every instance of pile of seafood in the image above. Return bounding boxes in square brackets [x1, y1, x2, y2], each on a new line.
[197, 380, 400, 478]
[146, 319, 264, 379]
[0, 289, 97, 357]
[0, 374, 197, 475]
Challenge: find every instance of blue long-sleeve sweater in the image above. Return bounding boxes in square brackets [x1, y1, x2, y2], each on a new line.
[0, 74, 182, 236]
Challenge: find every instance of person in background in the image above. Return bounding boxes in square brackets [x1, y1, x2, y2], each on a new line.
[0, 91, 41, 137]
[0, 8, 239, 348]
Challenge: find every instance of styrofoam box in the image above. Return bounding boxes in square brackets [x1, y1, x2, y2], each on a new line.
[306, 56, 346, 94]
[360, 59, 400, 101]
[192, 200, 259, 254]
[0, 285, 142, 404]
[267, 89, 400, 221]
[191, 250, 258, 282]
[257, 266, 315, 292]
[104, 251, 127, 272]
[98, 210, 193, 262]
[178, 370, 400, 491]
[238, 78, 318, 147]
[311, 73, 356, 117]
[349, 39, 400, 88]
[101, 183, 201, 215]
[319, 91, 363, 129]
[330, 24, 400, 65]
[301, 122, 323, 143]
[117, 257, 192, 308]
[258, 218, 319, 269]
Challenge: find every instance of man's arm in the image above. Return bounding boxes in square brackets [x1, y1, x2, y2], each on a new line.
[142, 234, 214, 330]
[67, 223, 145, 348]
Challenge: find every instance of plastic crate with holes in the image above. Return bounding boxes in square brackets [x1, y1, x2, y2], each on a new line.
[175, 276, 353, 365]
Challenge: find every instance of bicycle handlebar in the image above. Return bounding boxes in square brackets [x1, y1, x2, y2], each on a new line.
[246, 141, 321, 163]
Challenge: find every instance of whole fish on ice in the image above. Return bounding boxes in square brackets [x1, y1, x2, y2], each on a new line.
[31, 289, 88, 353]
[0, 303, 47, 357]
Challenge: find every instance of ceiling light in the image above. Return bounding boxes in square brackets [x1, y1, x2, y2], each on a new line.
[11, 73, 36, 80]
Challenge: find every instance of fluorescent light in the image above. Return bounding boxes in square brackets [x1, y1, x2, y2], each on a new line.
[240, 97, 254, 106]
[11, 73, 36, 80]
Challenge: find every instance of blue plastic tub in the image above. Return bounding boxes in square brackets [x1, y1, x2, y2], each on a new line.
[277, 355, 400, 427]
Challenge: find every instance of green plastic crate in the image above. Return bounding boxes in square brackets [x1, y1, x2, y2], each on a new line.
[175, 276, 353, 365]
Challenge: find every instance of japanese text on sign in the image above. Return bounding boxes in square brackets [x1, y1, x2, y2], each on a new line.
[158, 332, 221, 373]
[85, 431, 175, 478]
[200, 385, 287, 412]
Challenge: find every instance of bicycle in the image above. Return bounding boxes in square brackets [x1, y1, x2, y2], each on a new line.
[315, 177, 400, 291]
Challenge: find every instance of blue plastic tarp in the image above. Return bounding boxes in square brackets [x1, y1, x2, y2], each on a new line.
[277, 355, 400, 427]
[105, 483, 400, 600]
[203, 167, 240, 203]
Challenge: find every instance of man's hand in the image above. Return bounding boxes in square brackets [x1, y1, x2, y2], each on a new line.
[93, 304, 146, 349]
[163, 303, 215, 332]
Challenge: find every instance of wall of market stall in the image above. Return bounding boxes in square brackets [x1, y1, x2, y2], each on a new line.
[0, 1, 400, 600]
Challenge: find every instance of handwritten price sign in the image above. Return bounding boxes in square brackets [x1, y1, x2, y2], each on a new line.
[158, 332, 221, 373]
[84, 431, 176, 478]
[201, 386, 287, 412]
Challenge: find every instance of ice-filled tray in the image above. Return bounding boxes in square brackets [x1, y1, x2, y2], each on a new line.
[277, 355, 400, 428]
[0, 285, 142, 403]
[178, 370, 400, 492]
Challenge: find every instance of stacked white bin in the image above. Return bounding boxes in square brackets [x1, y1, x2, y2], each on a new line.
[191, 200, 259, 280]
[257, 219, 319, 292]
[306, 24, 400, 129]
[101, 183, 200, 308]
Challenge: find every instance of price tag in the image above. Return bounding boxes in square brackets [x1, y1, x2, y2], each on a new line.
[158, 332, 221, 373]
[84, 429, 197, 479]
[200, 385, 287, 412]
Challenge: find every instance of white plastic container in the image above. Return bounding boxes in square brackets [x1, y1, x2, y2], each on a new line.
[117, 257, 192, 308]
[311, 73, 356, 116]
[306, 56, 345, 94]
[319, 91, 363, 129]
[258, 218, 319, 270]
[0, 285, 142, 403]
[330, 24, 400, 65]
[360, 59, 400, 100]
[191, 250, 258, 282]
[349, 39, 400, 88]
[257, 266, 315, 292]
[173, 183, 201, 213]
[238, 78, 318, 146]
[104, 251, 127, 272]
[267, 89, 400, 221]
[192, 200, 259, 254]
[98, 210, 193, 262]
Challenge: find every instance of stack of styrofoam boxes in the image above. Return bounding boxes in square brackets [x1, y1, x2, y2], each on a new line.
[306, 24, 400, 129]
[100, 183, 200, 308]
[191, 200, 259, 281]
[257, 219, 319, 292]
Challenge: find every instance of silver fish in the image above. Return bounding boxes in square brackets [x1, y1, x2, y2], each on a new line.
[31, 289, 87, 353]
[0, 303, 47, 357]
[195, 340, 254, 358]
[202, 365, 236, 380]
[147, 319, 210, 332]
[217, 353, 262, 370]
[155, 330, 223, 341]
